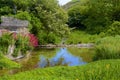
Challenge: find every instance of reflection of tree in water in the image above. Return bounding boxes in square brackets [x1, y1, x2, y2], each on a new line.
[39, 48, 86, 68]
[51, 57, 69, 67]
[40, 57, 69, 68]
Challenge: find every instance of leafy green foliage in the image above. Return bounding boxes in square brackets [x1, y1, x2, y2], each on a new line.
[15, 11, 31, 21]
[0, 0, 14, 15]
[13, 34, 33, 57]
[29, 16, 43, 36]
[66, 30, 100, 44]
[37, 32, 61, 44]
[94, 36, 120, 60]
[67, 0, 120, 34]
[13, 0, 31, 11]
[106, 21, 120, 36]
[0, 33, 33, 57]
[68, 5, 86, 29]
[72, 0, 80, 2]
[0, 33, 15, 54]
[0, 60, 120, 80]
[112, 8, 120, 21]
[34, 0, 69, 38]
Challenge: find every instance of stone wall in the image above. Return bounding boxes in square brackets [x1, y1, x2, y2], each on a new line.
[0, 16, 29, 31]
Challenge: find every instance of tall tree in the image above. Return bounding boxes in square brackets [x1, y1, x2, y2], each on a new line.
[33, 0, 69, 36]
[0, 0, 14, 15]
[68, 0, 120, 34]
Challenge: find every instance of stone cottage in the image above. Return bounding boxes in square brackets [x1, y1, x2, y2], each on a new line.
[0, 16, 29, 34]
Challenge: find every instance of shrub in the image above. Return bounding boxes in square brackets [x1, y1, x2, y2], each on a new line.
[0, 32, 36, 57]
[47, 33, 61, 44]
[0, 33, 15, 54]
[37, 32, 61, 45]
[28, 34, 38, 47]
[106, 21, 120, 36]
[15, 11, 31, 21]
[12, 33, 34, 57]
[93, 36, 120, 60]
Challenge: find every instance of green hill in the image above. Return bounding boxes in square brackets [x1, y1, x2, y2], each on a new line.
[62, 0, 80, 10]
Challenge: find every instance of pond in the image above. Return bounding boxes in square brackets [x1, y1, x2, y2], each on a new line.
[0, 47, 94, 76]
[39, 48, 87, 67]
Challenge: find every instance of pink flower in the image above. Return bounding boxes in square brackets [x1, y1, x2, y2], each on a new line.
[28, 34, 38, 47]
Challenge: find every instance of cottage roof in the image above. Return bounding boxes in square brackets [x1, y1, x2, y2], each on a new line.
[0, 16, 29, 30]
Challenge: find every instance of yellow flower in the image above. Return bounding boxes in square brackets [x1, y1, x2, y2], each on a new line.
[106, 64, 110, 69]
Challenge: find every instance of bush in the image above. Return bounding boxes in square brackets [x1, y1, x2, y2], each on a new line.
[37, 32, 61, 45]
[13, 33, 34, 57]
[28, 34, 38, 47]
[15, 11, 31, 21]
[93, 36, 120, 60]
[0, 33, 15, 54]
[0, 32, 35, 57]
[68, 5, 86, 30]
[106, 21, 120, 36]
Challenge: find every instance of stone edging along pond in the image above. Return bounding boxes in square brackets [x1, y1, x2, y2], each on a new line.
[39, 43, 94, 48]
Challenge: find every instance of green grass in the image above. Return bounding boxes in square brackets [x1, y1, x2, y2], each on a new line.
[66, 30, 100, 44]
[0, 55, 21, 70]
[94, 36, 120, 60]
[72, 0, 80, 2]
[0, 54, 21, 76]
[0, 59, 120, 80]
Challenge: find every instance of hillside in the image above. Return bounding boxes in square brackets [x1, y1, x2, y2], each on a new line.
[62, 0, 80, 10]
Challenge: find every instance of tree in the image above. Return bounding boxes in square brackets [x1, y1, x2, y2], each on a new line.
[68, 5, 87, 30]
[0, 0, 14, 15]
[31, 0, 70, 44]
[67, 0, 120, 34]
[107, 21, 120, 36]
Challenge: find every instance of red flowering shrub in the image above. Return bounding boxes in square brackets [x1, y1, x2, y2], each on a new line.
[28, 34, 38, 47]
[12, 33, 38, 47]
[0, 31, 38, 57]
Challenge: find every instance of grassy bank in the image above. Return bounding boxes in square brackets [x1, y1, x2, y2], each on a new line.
[65, 30, 100, 44]
[0, 59, 120, 80]
[94, 36, 120, 60]
[0, 54, 20, 70]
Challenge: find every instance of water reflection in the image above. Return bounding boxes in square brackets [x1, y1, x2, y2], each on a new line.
[39, 48, 86, 68]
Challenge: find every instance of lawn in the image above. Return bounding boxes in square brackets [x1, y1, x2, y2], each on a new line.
[0, 59, 120, 80]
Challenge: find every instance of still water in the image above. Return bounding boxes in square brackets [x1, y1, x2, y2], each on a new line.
[0, 47, 94, 76]
[39, 48, 86, 68]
